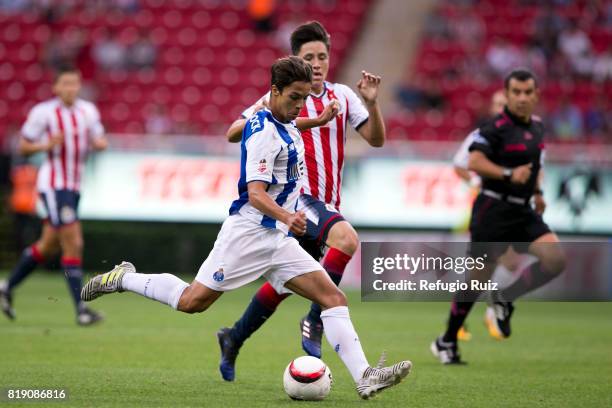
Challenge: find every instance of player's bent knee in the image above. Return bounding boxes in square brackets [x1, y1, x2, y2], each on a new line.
[328, 223, 359, 255]
[542, 254, 566, 276]
[177, 289, 210, 314]
[178, 297, 210, 314]
[321, 289, 347, 309]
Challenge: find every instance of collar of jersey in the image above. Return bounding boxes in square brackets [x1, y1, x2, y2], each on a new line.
[262, 107, 296, 127]
[503, 106, 531, 126]
[55, 97, 79, 110]
[309, 82, 328, 99]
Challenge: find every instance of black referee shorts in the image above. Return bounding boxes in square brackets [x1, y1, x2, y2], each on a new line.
[469, 193, 551, 260]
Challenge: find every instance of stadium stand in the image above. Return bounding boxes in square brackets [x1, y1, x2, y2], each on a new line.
[0, 0, 371, 139]
[387, 0, 611, 143]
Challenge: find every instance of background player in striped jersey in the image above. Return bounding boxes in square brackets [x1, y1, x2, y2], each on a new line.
[0, 66, 108, 326]
[217, 21, 386, 381]
[451, 90, 508, 341]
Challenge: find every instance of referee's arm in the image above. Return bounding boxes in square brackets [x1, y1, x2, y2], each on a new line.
[468, 151, 531, 184]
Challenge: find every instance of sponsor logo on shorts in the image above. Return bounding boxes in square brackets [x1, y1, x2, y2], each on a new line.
[60, 206, 76, 224]
[213, 268, 224, 282]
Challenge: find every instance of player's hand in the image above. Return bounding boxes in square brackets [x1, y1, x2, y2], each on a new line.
[286, 210, 307, 236]
[357, 70, 381, 106]
[46, 132, 63, 151]
[511, 163, 532, 184]
[534, 193, 546, 215]
[317, 100, 340, 126]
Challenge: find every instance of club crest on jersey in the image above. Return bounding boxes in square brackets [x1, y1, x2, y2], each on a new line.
[258, 159, 267, 173]
[524, 131, 533, 140]
[213, 268, 224, 282]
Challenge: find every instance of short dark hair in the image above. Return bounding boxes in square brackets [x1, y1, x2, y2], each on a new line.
[53, 65, 80, 83]
[504, 68, 538, 89]
[271, 56, 313, 92]
[290, 21, 330, 55]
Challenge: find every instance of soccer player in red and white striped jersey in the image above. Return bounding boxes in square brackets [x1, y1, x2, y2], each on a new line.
[0, 66, 108, 325]
[218, 21, 386, 381]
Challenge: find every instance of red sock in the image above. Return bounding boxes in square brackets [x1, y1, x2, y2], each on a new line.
[30, 245, 45, 263]
[254, 281, 290, 310]
[322, 248, 352, 285]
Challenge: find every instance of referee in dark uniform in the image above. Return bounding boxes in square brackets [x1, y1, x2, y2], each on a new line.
[431, 68, 566, 364]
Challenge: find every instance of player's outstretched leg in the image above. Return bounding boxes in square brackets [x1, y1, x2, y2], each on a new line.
[81, 261, 133, 301]
[82, 261, 220, 315]
[286, 270, 412, 400]
[217, 282, 290, 381]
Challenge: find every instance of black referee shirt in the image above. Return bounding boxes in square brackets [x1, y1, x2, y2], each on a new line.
[468, 106, 545, 199]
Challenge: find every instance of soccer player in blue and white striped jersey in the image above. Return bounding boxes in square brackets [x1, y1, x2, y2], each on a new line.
[81, 56, 412, 399]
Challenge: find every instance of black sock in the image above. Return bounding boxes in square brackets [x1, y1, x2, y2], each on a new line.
[442, 290, 481, 343]
[500, 262, 560, 302]
[7, 246, 42, 291]
[230, 296, 276, 346]
[62, 258, 84, 312]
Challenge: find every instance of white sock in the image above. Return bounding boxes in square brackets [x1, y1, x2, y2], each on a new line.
[122, 273, 189, 310]
[320, 306, 370, 382]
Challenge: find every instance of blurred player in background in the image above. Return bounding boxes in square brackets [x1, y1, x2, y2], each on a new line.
[452, 89, 521, 342]
[81, 57, 411, 399]
[432, 68, 565, 364]
[453, 90, 507, 186]
[218, 20, 386, 381]
[0, 66, 108, 326]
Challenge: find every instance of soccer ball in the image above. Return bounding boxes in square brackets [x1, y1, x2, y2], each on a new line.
[283, 356, 332, 401]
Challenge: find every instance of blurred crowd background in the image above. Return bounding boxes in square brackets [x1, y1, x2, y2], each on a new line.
[0, 0, 610, 270]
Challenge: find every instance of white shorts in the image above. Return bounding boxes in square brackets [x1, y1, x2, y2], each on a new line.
[195, 215, 323, 293]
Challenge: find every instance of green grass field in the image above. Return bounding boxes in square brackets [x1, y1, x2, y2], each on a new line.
[1, 272, 611, 407]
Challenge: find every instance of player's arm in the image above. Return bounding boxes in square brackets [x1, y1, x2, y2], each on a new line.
[355, 71, 385, 147]
[19, 104, 60, 156]
[18, 132, 62, 156]
[468, 128, 531, 184]
[226, 119, 246, 143]
[468, 151, 532, 184]
[454, 166, 472, 183]
[453, 132, 479, 185]
[247, 181, 306, 236]
[86, 103, 108, 151]
[533, 152, 546, 214]
[227, 98, 270, 143]
[91, 135, 108, 151]
[295, 101, 339, 131]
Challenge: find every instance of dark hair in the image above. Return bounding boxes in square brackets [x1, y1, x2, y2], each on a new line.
[53, 65, 80, 83]
[290, 21, 330, 55]
[504, 68, 538, 89]
[271, 56, 313, 92]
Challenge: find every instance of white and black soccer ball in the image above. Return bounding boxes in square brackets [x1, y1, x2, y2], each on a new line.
[283, 356, 332, 401]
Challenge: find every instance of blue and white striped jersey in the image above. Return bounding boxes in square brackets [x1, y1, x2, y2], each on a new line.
[229, 109, 305, 234]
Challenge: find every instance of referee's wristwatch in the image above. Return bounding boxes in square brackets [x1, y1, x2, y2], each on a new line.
[533, 188, 544, 196]
[503, 168, 513, 182]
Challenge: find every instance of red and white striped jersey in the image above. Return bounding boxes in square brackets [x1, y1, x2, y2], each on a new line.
[21, 97, 104, 192]
[242, 82, 369, 209]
